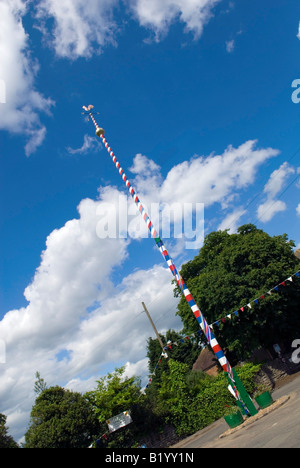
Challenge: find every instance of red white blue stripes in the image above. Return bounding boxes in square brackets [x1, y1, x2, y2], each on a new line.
[88, 111, 233, 378]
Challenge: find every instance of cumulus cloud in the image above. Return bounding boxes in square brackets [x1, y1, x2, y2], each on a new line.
[0, 0, 54, 155]
[257, 162, 295, 222]
[257, 199, 287, 223]
[159, 140, 279, 207]
[297, 203, 300, 217]
[128, 0, 222, 41]
[126, 140, 279, 250]
[35, 0, 119, 59]
[34, 0, 223, 55]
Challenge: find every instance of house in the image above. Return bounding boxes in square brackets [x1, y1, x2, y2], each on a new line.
[192, 347, 219, 377]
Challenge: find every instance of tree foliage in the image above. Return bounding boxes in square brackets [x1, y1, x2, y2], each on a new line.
[155, 359, 261, 436]
[34, 371, 47, 395]
[24, 386, 98, 448]
[175, 224, 300, 360]
[86, 366, 141, 424]
[146, 330, 200, 387]
[0, 413, 19, 448]
[86, 366, 162, 448]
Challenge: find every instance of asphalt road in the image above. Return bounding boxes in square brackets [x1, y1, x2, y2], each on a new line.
[172, 372, 300, 448]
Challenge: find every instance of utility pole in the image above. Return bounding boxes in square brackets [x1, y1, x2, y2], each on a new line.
[142, 302, 166, 355]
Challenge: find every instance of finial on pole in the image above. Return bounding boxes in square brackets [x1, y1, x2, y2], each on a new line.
[82, 105, 105, 137]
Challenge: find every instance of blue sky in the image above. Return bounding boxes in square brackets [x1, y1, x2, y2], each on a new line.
[0, 0, 300, 441]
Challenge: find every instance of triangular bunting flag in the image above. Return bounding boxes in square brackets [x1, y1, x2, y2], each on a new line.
[207, 270, 299, 330]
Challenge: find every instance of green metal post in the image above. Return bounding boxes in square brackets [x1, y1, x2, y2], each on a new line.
[227, 368, 258, 417]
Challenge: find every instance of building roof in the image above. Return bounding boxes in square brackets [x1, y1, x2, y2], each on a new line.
[192, 347, 218, 371]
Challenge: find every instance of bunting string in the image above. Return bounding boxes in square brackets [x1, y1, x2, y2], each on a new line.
[145, 269, 300, 387]
[210, 270, 300, 328]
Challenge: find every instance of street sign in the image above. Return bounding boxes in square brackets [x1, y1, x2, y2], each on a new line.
[106, 411, 132, 433]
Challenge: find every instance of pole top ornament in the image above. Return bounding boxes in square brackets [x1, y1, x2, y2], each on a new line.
[82, 105, 104, 137]
[82, 104, 94, 112]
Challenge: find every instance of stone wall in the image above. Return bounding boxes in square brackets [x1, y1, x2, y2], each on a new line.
[254, 357, 294, 389]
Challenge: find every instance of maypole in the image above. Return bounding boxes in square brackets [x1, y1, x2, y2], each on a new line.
[83, 105, 257, 416]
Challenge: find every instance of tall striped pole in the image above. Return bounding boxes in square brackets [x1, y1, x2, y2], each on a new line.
[83, 106, 257, 415]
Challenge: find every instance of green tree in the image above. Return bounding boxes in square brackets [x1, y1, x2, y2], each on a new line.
[86, 366, 149, 448]
[175, 224, 300, 361]
[87, 367, 165, 448]
[34, 371, 47, 395]
[86, 367, 141, 424]
[24, 386, 99, 448]
[0, 413, 19, 448]
[146, 329, 201, 388]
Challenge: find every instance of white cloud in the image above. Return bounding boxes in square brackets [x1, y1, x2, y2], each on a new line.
[128, 0, 222, 41]
[33, 0, 224, 56]
[297, 203, 300, 217]
[257, 162, 295, 222]
[297, 21, 300, 40]
[67, 134, 102, 155]
[120, 140, 278, 255]
[0, 0, 54, 155]
[226, 39, 235, 53]
[218, 208, 247, 233]
[263, 162, 295, 199]
[129, 153, 161, 177]
[125, 140, 279, 252]
[35, 0, 119, 59]
[158, 140, 279, 207]
[257, 199, 287, 223]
